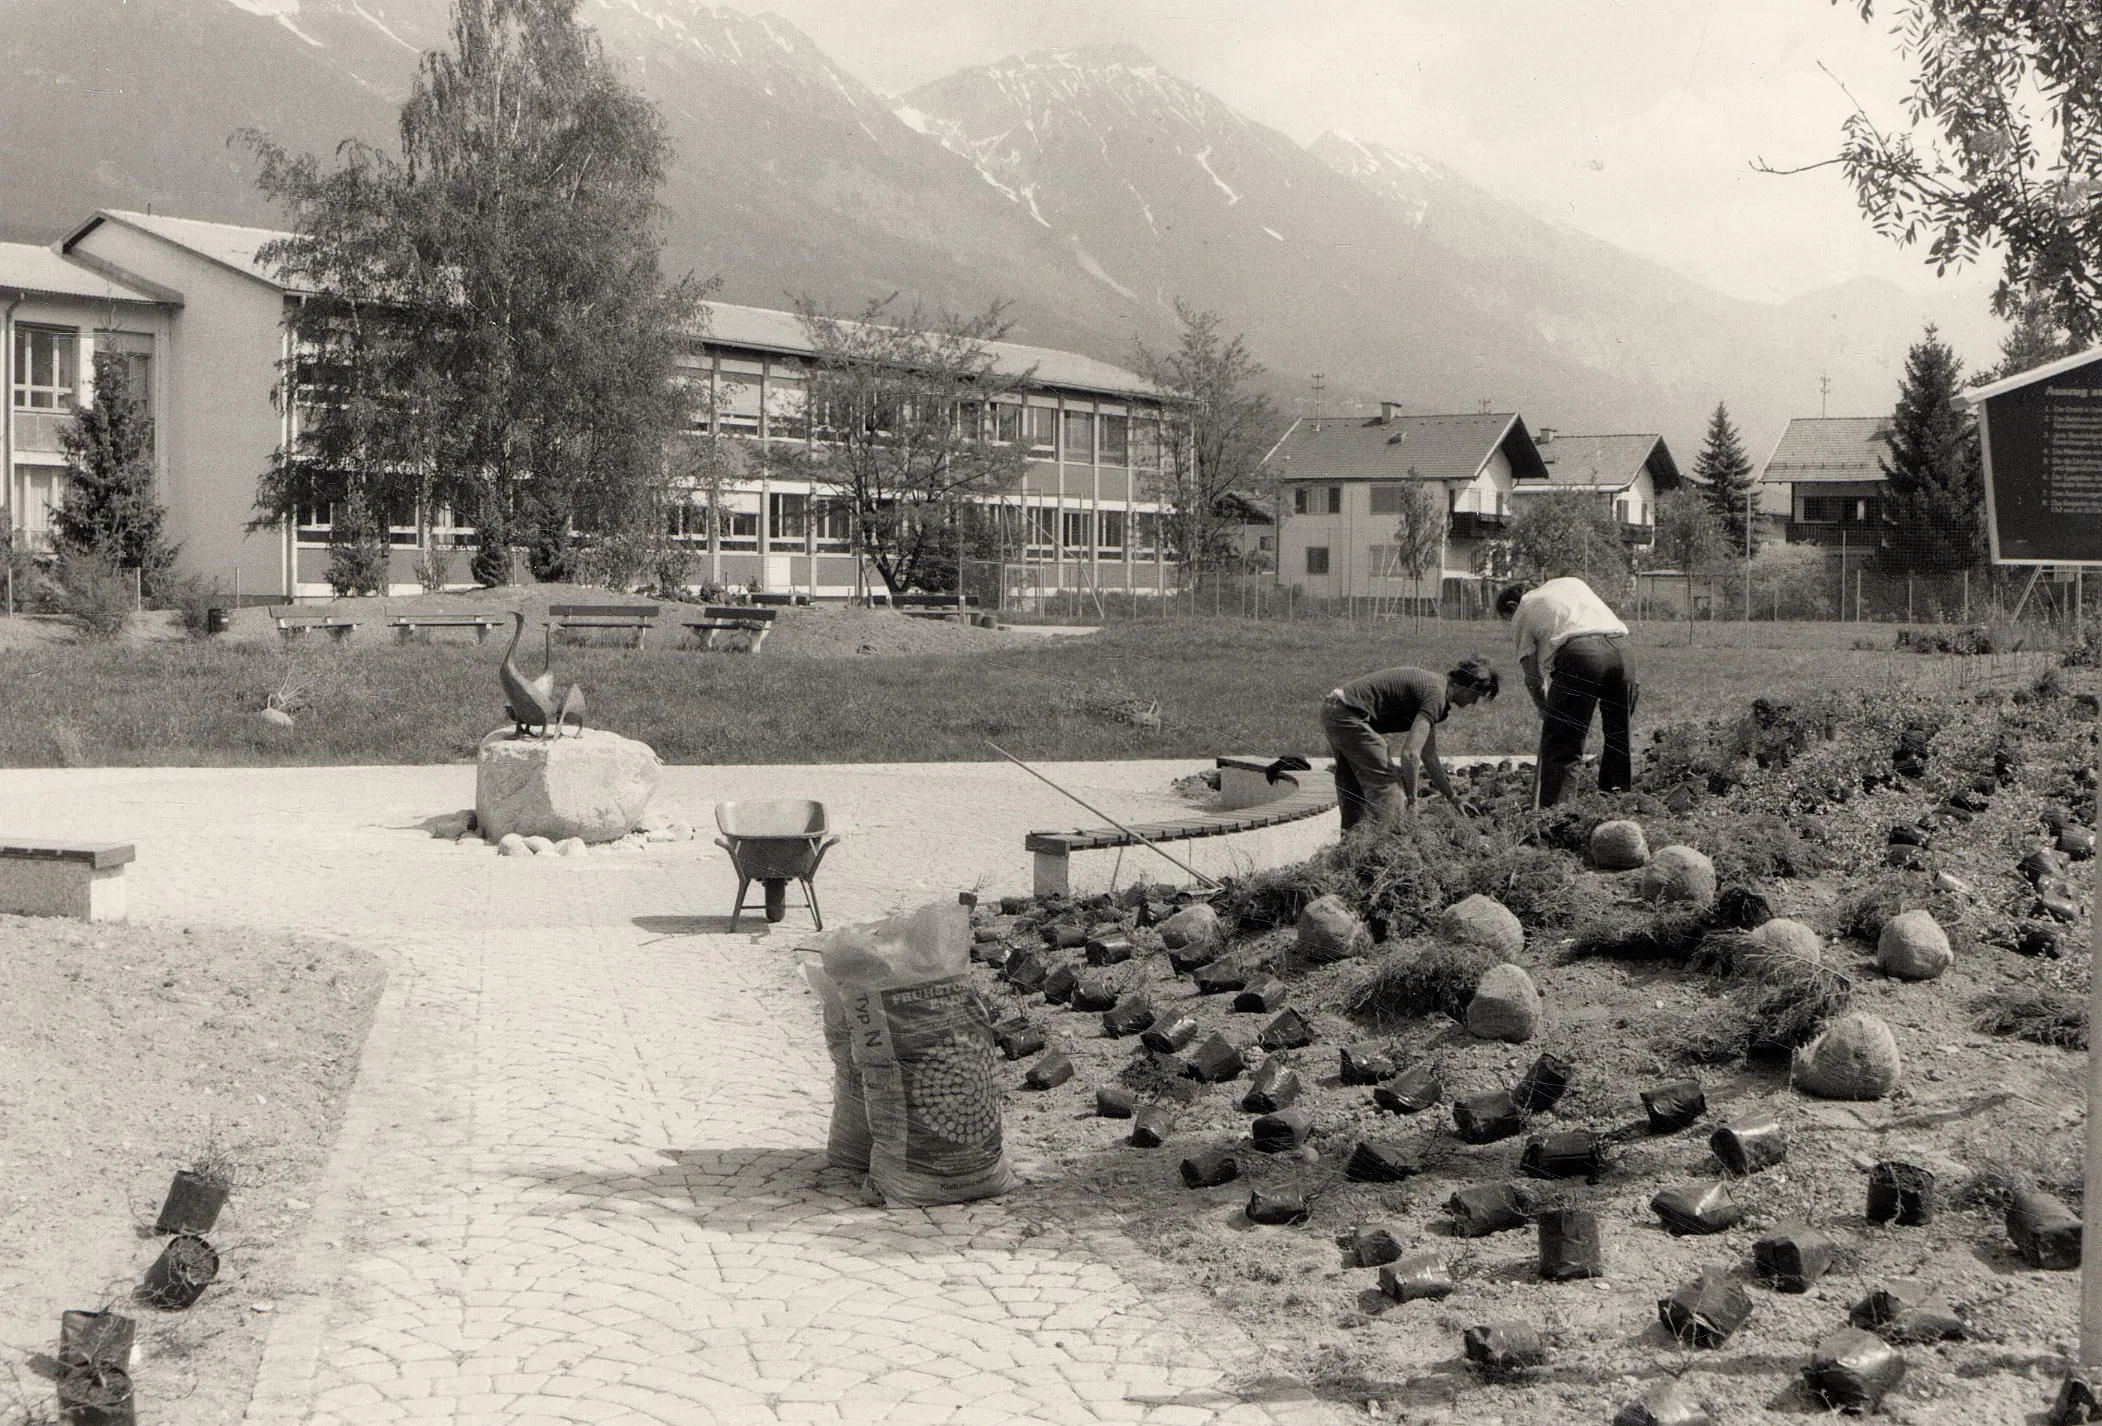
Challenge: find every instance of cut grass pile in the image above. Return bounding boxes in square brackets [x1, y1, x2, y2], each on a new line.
[0, 611, 2064, 766]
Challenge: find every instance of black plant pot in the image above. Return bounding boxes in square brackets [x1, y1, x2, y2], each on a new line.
[56, 1364, 134, 1426]
[154, 1170, 229, 1235]
[58, 1310, 135, 1374]
[142, 1233, 219, 1310]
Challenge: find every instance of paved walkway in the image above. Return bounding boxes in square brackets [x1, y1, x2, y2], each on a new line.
[2, 762, 1345, 1426]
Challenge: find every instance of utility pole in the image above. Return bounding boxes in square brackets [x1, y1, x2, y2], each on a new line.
[1819, 372, 1832, 419]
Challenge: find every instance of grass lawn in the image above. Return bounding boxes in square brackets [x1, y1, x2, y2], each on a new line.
[0, 613, 2058, 766]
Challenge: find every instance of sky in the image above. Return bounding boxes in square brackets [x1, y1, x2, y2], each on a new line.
[755, 0, 1970, 307]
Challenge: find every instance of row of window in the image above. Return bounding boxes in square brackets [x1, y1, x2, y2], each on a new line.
[1800, 495, 1882, 524]
[1290, 483, 1514, 518]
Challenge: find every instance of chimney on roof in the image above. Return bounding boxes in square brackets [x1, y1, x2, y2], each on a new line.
[1380, 401, 1404, 424]
[1535, 427, 1556, 445]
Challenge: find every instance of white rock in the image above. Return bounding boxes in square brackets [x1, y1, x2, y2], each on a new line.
[496, 833, 531, 857]
[523, 835, 556, 855]
[476, 727, 661, 843]
[1641, 845, 1717, 909]
[256, 707, 295, 729]
[1466, 963, 1541, 1043]
[1298, 894, 1372, 963]
[554, 837, 588, 857]
[1877, 909, 1953, 982]
[1590, 819, 1650, 871]
[1438, 894, 1524, 959]
[1159, 903, 1221, 951]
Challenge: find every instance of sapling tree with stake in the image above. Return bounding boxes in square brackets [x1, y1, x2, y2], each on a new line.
[1385, 474, 1446, 626]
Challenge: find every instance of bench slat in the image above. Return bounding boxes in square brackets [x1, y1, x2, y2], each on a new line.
[0, 840, 137, 869]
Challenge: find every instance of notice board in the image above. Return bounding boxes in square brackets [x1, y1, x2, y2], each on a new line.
[1977, 353, 2102, 565]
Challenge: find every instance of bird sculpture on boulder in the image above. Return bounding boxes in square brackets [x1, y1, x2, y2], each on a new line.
[499, 611, 587, 739]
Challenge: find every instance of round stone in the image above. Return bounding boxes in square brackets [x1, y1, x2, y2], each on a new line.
[1641, 845, 1717, 909]
[1876, 909, 1952, 981]
[1465, 963, 1541, 1043]
[1439, 894, 1525, 959]
[1590, 819, 1650, 871]
[1793, 1013, 1902, 1100]
[1298, 894, 1372, 963]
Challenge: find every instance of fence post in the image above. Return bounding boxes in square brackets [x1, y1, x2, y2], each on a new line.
[1962, 568, 1969, 624]
[1856, 568, 1864, 622]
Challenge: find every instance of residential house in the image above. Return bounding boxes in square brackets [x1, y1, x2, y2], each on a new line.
[2, 240, 175, 556]
[1757, 416, 1891, 550]
[1510, 429, 1678, 550]
[1261, 404, 1551, 611]
[4, 209, 1177, 601]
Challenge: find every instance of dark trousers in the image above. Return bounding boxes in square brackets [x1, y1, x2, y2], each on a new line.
[1321, 695, 1408, 832]
[1535, 633, 1632, 808]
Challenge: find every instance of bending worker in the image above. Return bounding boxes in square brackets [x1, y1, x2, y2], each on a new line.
[1320, 659, 1500, 831]
[1496, 576, 1635, 808]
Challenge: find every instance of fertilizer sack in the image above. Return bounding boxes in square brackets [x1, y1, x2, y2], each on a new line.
[817, 899, 1015, 1206]
[801, 954, 873, 1174]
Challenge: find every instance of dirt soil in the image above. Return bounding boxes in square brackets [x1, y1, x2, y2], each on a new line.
[0, 917, 384, 1425]
[965, 672, 2100, 1425]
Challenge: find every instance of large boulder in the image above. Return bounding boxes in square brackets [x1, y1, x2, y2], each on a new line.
[1876, 909, 1953, 982]
[1590, 820, 1651, 871]
[1298, 894, 1372, 964]
[1641, 846, 1717, 909]
[1792, 1013, 1903, 1100]
[477, 727, 661, 843]
[1438, 894, 1525, 959]
[1466, 963, 1541, 1043]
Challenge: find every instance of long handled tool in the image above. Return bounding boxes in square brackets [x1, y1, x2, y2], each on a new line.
[984, 740, 1221, 889]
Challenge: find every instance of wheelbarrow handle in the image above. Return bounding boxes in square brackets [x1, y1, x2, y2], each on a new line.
[713, 836, 737, 854]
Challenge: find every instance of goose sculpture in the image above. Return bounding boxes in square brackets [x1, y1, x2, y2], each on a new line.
[499, 611, 587, 739]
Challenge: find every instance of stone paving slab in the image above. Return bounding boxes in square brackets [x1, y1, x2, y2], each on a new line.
[1, 763, 1349, 1425]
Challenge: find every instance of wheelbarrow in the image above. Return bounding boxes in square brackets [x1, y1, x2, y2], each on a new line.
[714, 799, 840, 930]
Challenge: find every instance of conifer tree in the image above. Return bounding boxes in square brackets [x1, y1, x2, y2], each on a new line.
[1879, 325, 1985, 573]
[1692, 401, 1757, 557]
[54, 353, 178, 596]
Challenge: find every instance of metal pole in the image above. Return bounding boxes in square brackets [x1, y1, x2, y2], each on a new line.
[2083, 838, 2102, 1370]
[1962, 567, 1970, 623]
[984, 740, 1221, 888]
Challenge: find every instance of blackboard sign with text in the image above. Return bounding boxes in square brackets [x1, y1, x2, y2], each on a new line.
[1975, 351, 2102, 565]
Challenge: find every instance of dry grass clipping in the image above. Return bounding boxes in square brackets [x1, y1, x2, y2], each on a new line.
[1973, 983, 2088, 1050]
[1343, 938, 1497, 1024]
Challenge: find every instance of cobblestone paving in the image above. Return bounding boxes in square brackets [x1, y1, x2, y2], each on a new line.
[2, 764, 1344, 1425]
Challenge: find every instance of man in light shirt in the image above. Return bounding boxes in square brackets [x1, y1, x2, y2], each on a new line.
[1496, 576, 1636, 808]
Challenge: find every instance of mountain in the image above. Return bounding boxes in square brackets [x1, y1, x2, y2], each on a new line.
[0, 4, 2006, 458]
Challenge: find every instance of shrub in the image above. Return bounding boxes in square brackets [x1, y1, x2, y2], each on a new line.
[470, 526, 512, 587]
[156, 573, 221, 638]
[53, 550, 134, 640]
[1974, 982, 2087, 1050]
[413, 543, 453, 593]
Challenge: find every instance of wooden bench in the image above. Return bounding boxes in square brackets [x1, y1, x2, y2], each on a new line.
[0, 840, 135, 921]
[895, 593, 979, 621]
[389, 612, 505, 643]
[748, 591, 810, 608]
[545, 603, 659, 649]
[681, 605, 780, 652]
[269, 605, 358, 641]
[1024, 757, 1337, 896]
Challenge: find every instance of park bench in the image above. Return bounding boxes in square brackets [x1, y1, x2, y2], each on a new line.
[269, 605, 358, 641]
[681, 605, 780, 653]
[545, 603, 659, 649]
[389, 612, 505, 643]
[0, 839, 135, 921]
[1023, 755, 1337, 896]
[895, 593, 978, 621]
[748, 591, 810, 608]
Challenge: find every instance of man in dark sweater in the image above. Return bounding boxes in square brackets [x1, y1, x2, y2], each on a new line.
[1320, 659, 1501, 831]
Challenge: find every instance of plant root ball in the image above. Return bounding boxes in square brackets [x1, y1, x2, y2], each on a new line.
[1876, 909, 1953, 982]
[1437, 893, 1524, 959]
[1590, 819, 1650, 871]
[1792, 1012, 1903, 1100]
[1641, 845, 1717, 909]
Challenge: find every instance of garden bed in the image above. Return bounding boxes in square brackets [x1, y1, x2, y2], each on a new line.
[0, 916, 384, 1424]
[968, 668, 2099, 1424]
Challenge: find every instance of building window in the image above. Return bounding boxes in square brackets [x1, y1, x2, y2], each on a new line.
[1130, 415, 1161, 469]
[1367, 544, 1404, 578]
[1062, 509, 1092, 550]
[1305, 546, 1330, 576]
[1097, 414, 1128, 467]
[1257, 534, 1274, 552]
[1098, 509, 1125, 550]
[1061, 409, 1094, 464]
[1023, 406, 1057, 457]
[991, 402, 1023, 444]
[1368, 484, 1404, 515]
[1801, 495, 1881, 525]
[13, 327, 78, 410]
[1292, 484, 1342, 516]
[1615, 497, 1631, 523]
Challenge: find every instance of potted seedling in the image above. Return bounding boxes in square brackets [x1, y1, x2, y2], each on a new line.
[54, 1359, 133, 1426]
[58, 1303, 135, 1374]
[153, 1139, 238, 1235]
[141, 1232, 220, 1311]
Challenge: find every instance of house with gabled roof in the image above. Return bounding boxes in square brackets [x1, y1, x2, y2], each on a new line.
[6, 208, 1181, 602]
[1757, 415, 1892, 548]
[1513, 429, 1679, 551]
[1260, 403, 1550, 611]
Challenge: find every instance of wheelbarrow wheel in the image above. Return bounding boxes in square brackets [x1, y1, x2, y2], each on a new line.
[764, 878, 788, 923]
